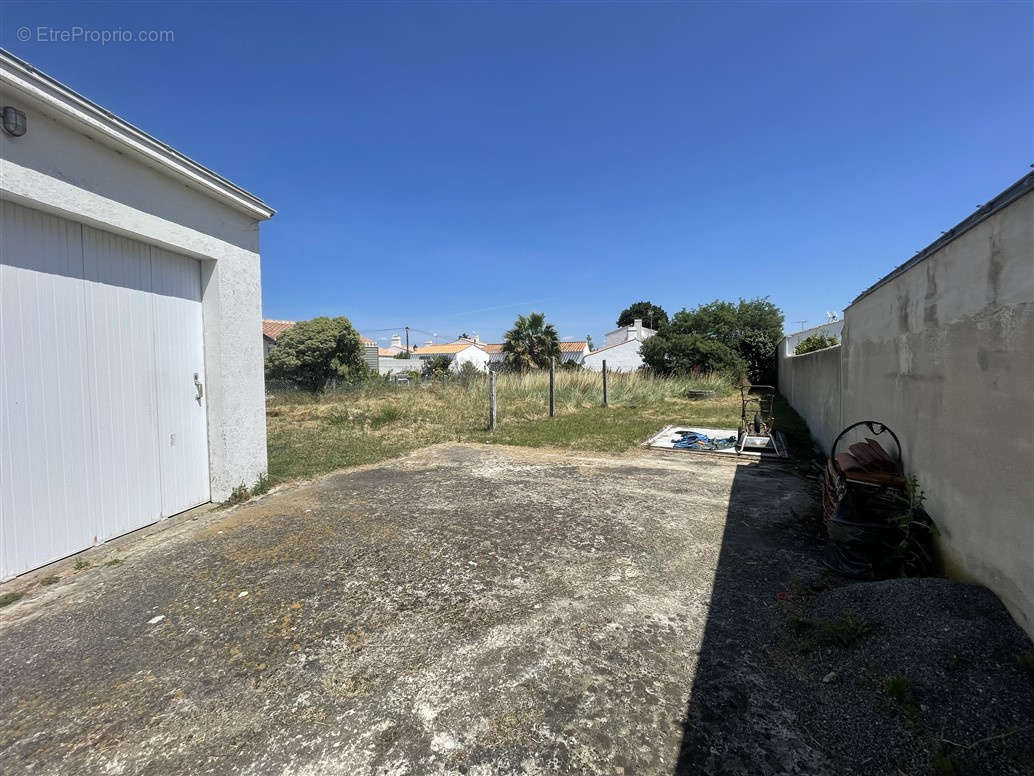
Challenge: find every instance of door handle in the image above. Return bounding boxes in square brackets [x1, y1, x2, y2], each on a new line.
[194, 373, 204, 403]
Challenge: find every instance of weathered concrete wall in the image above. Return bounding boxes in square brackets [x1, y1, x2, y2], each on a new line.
[842, 189, 1033, 635]
[781, 186, 1033, 636]
[777, 345, 842, 454]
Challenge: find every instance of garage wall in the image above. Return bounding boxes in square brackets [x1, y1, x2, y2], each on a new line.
[0, 92, 268, 502]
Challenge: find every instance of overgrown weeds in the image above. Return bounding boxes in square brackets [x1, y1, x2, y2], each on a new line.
[0, 591, 23, 607]
[266, 370, 743, 485]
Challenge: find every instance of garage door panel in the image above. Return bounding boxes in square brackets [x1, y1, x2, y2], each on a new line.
[1, 203, 96, 578]
[152, 246, 209, 516]
[82, 227, 163, 541]
[1, 204, 210, 579]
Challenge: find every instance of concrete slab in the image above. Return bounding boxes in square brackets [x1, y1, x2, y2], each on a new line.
[1, 444, 816, 775]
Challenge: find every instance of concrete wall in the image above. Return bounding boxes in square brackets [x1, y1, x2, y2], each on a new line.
[378, 357, 415, 376]
[1, 73, 270, 501]
[777, 344, 842, 453]
[779, 185, 1034, 636]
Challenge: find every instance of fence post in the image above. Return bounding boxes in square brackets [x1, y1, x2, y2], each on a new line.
[489, 370, 497, 431]
[602, 360, 608, 407]
[549, 358, 555, 417]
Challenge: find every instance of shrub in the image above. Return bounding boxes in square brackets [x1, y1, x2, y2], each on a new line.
[265, 316, 365, 393]
[421, 355, 454, 379]
[795, 333, 839, 355]
[456, 360, 484, 385]
[640, 333, 746, 380]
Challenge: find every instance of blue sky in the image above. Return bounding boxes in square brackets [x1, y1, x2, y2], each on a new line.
[3, 2, 1031, 347]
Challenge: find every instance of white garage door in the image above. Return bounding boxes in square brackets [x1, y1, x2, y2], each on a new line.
[0, 201, 210, 579]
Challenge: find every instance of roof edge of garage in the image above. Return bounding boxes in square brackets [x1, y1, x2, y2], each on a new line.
[0, 48, 275, 221]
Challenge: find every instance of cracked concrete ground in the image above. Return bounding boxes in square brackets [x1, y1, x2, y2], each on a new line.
[5, 443, 1030, 775]
[2, 444, 809, 775]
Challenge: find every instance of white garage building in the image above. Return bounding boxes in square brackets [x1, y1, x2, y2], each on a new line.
[0, 51, 274, 579]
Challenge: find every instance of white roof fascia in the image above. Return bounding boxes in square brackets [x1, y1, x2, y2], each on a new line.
[0, 49, 274, 220]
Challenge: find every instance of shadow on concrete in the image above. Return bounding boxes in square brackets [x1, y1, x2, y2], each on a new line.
[672, 454, 830, 774]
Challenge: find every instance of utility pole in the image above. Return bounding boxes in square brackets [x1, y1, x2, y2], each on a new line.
[794, 320, 808, 332]
[405, 326, 410, 356]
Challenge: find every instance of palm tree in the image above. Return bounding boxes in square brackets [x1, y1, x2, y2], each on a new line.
[501, 312, 562, 372]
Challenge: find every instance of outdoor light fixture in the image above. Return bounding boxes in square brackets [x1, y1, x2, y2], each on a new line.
[2, 106, 27, 137]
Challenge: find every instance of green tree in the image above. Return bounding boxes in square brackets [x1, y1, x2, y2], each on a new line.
[265, 316, 364, 393]
[501, 312, 562, 372]
[662, 298, 783, 382]
[640, 333, 745, 379]
[617, 301, 669, 330]
[639, 297, 783, 381]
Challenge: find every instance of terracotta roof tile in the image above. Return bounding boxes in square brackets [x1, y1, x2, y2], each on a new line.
[262, 319, 296, 340]
[559, 341, 588, 352]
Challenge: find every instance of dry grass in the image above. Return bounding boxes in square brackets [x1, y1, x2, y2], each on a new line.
[266, 370, 742, 485]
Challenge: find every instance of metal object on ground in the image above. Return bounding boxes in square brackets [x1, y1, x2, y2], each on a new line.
[821, 421, 905, 534]
[737, 384, 775, 453]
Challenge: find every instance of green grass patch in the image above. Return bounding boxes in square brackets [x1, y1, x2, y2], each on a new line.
[787, 611, 870, 653]
[39, 575, 60, 585]
[104, 558, 123, 567]
[73, 558, 91, 571]
[265, 371, 745, 485]
[0, 591, 24, 607]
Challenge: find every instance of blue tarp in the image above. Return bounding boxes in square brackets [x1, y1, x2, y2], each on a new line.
[672, 430, 737, 451]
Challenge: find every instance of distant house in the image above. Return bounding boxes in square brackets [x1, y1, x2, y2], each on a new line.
[481, 340, 590, 366]
[379, 334, 406, 357]
[583, 319, 656, 372]
[262, 319, 296, 356]
[410, 341, 490, 372]
[377, 339, 489, 375]
[603, 318, 655, 348]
